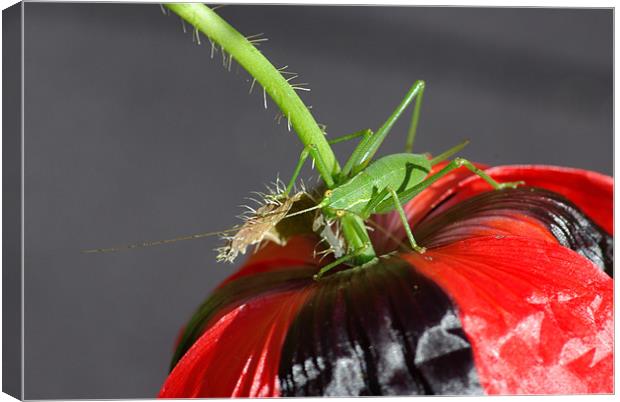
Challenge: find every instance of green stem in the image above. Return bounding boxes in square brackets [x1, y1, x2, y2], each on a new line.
[165, 3, 376, 264]
[165, 3, 338, 181]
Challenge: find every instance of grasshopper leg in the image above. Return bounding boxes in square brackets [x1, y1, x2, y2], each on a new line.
[285, 144, 335, 196]
[360, 187, 390, 219]
[326, 128, 372, 145]
[342, 80, 426, 177]
[313, 244, 373, 280]
[405, 81, 425, 153]
[387, 187, 426, 253]
[285, 146, 311, 196]
[375, 157, 524, 212]
[453, 158, 523, 190]
[287, 128, 373, 196]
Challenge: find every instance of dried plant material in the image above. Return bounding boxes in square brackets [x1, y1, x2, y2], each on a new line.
[216, 191, 306, 263]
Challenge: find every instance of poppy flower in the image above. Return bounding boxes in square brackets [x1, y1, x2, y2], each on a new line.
[159, 164, 613, 397]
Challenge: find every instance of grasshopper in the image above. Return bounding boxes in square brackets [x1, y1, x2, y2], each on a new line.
[84, 81, 522, 280]
[149, 4, 523, 279]
[279, 80, 523, 279]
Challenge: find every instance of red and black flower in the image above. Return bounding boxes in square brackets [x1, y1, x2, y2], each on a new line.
[159, 164, 613, 397]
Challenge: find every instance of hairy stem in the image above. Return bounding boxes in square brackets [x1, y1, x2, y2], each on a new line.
[165, 3, 376, 264]
[165, 3, 338, 181]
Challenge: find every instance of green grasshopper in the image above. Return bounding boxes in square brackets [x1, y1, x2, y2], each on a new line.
[84, 81, 522, 280]
[280, 80, 523, 279]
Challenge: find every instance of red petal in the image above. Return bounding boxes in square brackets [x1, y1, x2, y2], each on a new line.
[219, 235, 320, 287]
[402, 236, 613, 394]
[403, 161, 490, 226]
[159, 287, 314, 398]
[433, 165, 613, 234]
[421, 210, 557, 248]
[414, 188, 613, 277]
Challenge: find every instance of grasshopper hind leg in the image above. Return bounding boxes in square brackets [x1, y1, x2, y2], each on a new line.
[453, 158, 524, 190]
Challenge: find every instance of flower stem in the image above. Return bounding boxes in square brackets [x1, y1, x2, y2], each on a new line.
[165, 3, 376, 265]
[165, 3, 338, 181]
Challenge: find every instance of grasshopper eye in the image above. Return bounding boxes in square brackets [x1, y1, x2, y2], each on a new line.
[324, 190, 333, 198]
[336, 210, 346, 218]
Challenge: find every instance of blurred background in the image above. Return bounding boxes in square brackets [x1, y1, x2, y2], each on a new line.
[23, 3, 612, 398]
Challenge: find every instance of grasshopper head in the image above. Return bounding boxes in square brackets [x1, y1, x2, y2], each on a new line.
[318, 189, 339, 219]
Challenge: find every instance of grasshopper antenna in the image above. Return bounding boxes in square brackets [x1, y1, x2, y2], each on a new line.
[83, 193, 322, 254]
[81, 227, 241, 254]
[279, 202, 325, 219]
[430, 139, 470, 166]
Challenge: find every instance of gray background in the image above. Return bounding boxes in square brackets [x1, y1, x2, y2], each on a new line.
[23, 3, 612, 399]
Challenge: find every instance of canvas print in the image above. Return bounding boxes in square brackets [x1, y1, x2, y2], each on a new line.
[3, 2, 613, 399]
